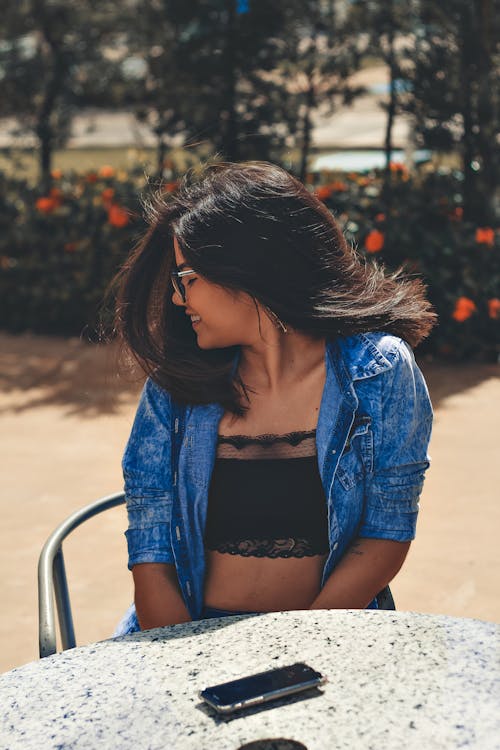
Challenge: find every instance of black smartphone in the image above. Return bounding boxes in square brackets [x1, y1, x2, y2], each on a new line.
[198, 662, 327, 714]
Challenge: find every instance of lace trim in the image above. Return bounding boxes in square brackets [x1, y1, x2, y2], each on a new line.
[218, 429, 316, 450]
[205, 537, 329, 558]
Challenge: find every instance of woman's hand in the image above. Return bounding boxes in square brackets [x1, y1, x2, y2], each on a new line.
[132, 562, 191, 630]
[308, 537, 411, 610]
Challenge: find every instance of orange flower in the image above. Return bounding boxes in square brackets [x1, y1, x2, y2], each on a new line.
[389, 162, 408, 174]
[51, 168, 63, 180]
[101, 188, 115, 206]
[452, 297, 477, 322]
[49, 187, 63, 207]
[36, 196, 57, 213]
[314, 185, 333, 201]
[488, 299, 500, 320]
[364, 229, 385, 253]
[475, 227, 495, 246]
[108, 204, 130, 228]
[329, 180, 347, 192]
[375, 212, 386, 222]
[163, 181, 179, 193]
[99, 165, 115, 178]
[450, 206, 463, 221]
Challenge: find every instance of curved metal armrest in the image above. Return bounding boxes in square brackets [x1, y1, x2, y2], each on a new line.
[38, 491, 125, 659]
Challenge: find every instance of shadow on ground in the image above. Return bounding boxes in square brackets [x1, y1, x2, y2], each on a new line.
[0, 332, 498, 416]
[0, 333, 144, 417]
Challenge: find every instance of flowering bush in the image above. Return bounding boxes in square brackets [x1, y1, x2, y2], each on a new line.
[0, 166, 498, 360]
[314, 167, 500, 362]
[0, 169, 147, 337]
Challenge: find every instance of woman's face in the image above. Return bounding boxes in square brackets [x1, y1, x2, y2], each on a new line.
[172, 237, 263, 349]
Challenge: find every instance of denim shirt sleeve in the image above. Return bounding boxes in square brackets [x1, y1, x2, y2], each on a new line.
[358, 341, 433, 541]
[122, 378, 175, 570]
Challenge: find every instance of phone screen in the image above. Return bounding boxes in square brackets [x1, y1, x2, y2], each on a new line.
[201, 662, 322, 706]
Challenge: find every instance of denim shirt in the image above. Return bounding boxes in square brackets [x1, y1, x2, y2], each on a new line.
[122, 332, 433, 620]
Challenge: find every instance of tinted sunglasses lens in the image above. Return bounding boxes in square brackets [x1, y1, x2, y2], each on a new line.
[171, 273, 186, 302]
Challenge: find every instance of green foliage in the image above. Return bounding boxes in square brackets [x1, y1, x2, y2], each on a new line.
[0, 168, 147, 338]
[0, 0, 127, 181]
[316, 167, 500, 361]
[1, 166, 498, 360]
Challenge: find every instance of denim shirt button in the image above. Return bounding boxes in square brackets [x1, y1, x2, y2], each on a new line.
[331, 449, 336, 454]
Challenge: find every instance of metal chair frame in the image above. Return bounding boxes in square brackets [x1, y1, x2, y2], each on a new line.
[38, 491, 125, 659]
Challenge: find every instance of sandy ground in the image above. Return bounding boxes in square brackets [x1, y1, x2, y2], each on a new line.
[1, 332, 499, 674]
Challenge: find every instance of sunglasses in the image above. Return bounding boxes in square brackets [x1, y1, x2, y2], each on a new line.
[170, 268, 196, 303]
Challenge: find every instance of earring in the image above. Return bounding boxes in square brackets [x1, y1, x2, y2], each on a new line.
[263, 305, 288, 334]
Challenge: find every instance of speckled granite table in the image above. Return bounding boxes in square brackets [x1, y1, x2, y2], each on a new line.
[1, 610, 499, 750]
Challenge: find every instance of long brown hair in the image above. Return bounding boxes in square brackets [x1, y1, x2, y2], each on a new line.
[113, 161, 437, 415]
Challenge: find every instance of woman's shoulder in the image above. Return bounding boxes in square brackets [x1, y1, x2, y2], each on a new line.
[329, 331, 412, 380]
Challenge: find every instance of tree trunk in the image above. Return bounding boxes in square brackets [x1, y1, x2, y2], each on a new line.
[33, 2, 67, 190]
[383, 28, 396, 177]
[157, 134, 167, 179]
[299, 79, 315, 183]
[459, 7, 479, 223]
[474, 0, 497, 224]
[382, 16, 397, 213]
[222, 0, 239, 160]
[299, 27, 317, 184]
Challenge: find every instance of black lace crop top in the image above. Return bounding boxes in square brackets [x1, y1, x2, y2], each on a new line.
[204, 429, 329, 558]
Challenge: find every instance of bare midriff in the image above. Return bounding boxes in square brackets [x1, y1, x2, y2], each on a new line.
[203, 550, 328, 612]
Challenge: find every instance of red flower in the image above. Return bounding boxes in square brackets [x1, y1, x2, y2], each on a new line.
[364, 230, 385, 253]
[36, 197, 57, 213]
[389, 162, 408, 174]
[99, 165, 115, 178]
[64, 242, 78, 253]
[101, 188, 115, 207]
[107, 204, 130, 228]
[330, 180, 347, 192]
[85, 172, 98, 183]
[452, 297, 477, 322]
[375, 213, 386, 222]
[49, 187, 63, 207]
[314, 185, 333, 201]
[163, 181, 179, 193]
[488, 299, 500, 320]
[449, 207, 463, 221]
[475, 227, 495, 246]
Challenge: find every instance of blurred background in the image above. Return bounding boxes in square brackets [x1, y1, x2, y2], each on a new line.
[1, 0, 499, 672]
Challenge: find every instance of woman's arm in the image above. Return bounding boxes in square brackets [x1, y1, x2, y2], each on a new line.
[310, 340, 432, 610]
[123, 379, 190, 629]
[309, 537, 410, 609]
[132, 563, 191, 630]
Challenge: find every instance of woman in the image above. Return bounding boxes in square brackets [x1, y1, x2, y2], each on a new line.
[113, 161, 436, 635]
